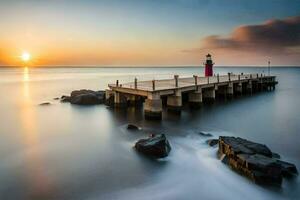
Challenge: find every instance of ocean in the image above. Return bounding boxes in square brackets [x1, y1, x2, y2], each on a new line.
[0, 67, 299, 200]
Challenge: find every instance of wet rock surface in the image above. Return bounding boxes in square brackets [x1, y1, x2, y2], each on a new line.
[206, 139, 218, 146]
[135, 134, 171, 158]
[60, 90, 105, 105]
[218, 136, 298, 186]
[127, 124, 140, 130]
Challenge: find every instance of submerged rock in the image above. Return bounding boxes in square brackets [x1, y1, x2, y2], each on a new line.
[39, 102, 51, 106]
[135, 134, 171, 158]
[127, 124, 140, 130]
[206, 139, 218, 147]
[199, 132, 213, 137]
[218, 136, 298, 186]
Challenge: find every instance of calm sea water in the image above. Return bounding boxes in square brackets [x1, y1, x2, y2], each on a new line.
[0, 67, 299, 200]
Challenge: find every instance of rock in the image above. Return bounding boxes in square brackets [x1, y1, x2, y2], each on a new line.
[135, 134, 171, 158]
[272, 152, 281, 159]
[61, 95, 71, 102]
[70, 93, 103, 105]
[199, 132, 213, 137]
[276, 160, 298, 177]
[218, 136, 298, 186]
[206, 139, 218, 147]
[60, 89, 105, 105]
[53, 97, 60, 100]
[127, 124, 140, 130]
[39, 102, 51, 106]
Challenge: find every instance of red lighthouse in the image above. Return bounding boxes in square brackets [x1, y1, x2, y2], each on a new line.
[204, 54, 214, 77]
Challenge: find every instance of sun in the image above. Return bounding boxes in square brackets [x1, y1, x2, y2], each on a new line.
[21, 52, 31, 62]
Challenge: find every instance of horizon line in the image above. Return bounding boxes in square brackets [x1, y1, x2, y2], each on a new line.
[0, 65, 299, 68]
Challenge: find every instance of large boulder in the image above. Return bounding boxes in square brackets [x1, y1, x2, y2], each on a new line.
[218, 136, 298, 186]
[61, 90, 105, 105]
[135, 134, 171, 158]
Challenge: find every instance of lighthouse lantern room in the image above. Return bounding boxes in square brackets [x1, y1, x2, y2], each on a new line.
[204, 54, 214, 77]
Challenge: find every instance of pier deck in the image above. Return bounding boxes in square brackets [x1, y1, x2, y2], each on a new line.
[107, 73, 277, 119]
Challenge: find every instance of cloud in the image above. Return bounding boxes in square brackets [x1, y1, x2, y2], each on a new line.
[183, 16, 300, 65]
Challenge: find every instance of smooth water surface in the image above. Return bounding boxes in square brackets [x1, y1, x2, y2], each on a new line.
[0, 67, 299, 200]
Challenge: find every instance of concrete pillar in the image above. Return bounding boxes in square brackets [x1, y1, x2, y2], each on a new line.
[144, 92, 162, 120]
[235, 82, 243, 95]
[247, 81, 252, 94]
[167, 90, 182, 113]
[114, 91, 127, 107]
[188, 88, 202, 107]
[127, 95, 137, 106]
[203, 87, 215, 103]
[227, 82, 234, 98]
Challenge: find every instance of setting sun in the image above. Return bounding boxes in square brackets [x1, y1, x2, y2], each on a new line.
[21, 52, 31, 62]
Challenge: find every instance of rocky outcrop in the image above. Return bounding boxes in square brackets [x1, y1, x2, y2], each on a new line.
[135, 134, 171, 158]
[60, 90, 105, 105]
[218, 136, 298, 186]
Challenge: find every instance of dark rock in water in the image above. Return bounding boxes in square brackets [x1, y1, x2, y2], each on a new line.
[272, 152, 281, 159]
[61, 89, 105, 105]
[127, 124, 140, 130]
[70, 93, 103, 105]
[53, 97, 60, 100]
[218, 136, 298, 186]
[206, 139, 218, 146]
[61, 95, 71, 103]
[199, 132, 213, 137]
[135, 134, 171, 158]
[39, 102, 51, 106]
[276, 160, 298, 177]
[219, 136, 272, 157]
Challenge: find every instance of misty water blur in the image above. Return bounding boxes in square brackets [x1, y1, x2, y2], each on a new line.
[0, 67, 299, 200]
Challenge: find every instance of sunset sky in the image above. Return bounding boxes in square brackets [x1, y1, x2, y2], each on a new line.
[0, 0, 299, 67]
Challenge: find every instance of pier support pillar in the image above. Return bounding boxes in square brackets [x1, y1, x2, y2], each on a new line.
[188, 88, 202, 108]
[144, 92, 162, 120]
[203, 87, 215, 103]
[227, 82, 234, 98]
[235, 82, 243, 95]
[114, 91, 127, 107]
[167, 90, 182, 113]
[247, 81, 253, 95]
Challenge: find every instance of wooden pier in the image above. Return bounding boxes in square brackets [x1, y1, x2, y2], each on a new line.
[107, 73, 277, 119]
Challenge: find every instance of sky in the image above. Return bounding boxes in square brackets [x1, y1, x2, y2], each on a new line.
[0, 0, 299, 67]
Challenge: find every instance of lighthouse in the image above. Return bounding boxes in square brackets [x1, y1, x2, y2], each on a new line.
[204, 54, 214, 77]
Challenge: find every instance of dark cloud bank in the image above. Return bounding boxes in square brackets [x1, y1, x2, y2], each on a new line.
[186, 16, 300, 57]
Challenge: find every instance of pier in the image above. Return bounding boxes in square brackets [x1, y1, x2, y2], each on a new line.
[107, 73, 277, 120]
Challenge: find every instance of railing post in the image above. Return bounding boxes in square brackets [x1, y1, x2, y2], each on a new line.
[174, 75, 179, 87]
[193, 75, 198, 86]
[207, 76, 209, 84]
[238, 74, 240, 81]
[152, 80, 155, 91]
[116, 80, 119, 87]
[134, 77, 137, 89]
[217, 74, 219, 83]
[257, 73, 259, 78]
[228, 73, 231, 81]
[250, 74, 252, 79]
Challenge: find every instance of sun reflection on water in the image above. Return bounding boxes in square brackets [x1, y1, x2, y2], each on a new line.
[20, 66, 55, 198]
